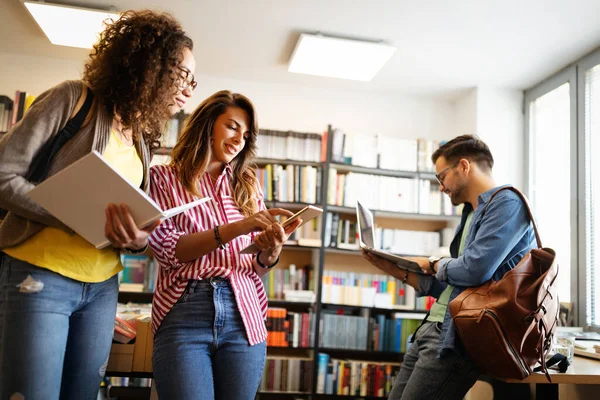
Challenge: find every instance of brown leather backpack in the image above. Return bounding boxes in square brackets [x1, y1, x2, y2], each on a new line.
[449, 187, 559, 381]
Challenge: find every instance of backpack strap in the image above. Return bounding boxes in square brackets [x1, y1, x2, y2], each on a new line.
[29, 86, 94, 184]
[485, 186, 542, 249]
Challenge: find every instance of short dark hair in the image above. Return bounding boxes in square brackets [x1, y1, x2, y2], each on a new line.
[431, 135, 494, 171]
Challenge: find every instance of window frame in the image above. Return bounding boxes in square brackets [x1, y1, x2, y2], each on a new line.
[525, 46, 600, 330]
[524, 65, 579, 324]
[577, 48, 600, 329]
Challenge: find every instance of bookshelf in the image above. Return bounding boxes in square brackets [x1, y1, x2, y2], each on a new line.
[118, 122, 460, 398]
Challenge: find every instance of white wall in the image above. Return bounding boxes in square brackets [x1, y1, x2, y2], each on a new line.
[0, 51, 454, 141]
[454, 88, 478, 136]
[475, 87, 524, 189]
[452, 87, 524, 189]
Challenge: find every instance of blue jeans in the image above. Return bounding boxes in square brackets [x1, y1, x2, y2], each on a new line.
[153, 278, 267, 400]
[0, 252, 119, 400]
[389, 321, 480, 400]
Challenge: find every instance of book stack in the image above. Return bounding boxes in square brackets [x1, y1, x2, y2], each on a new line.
[266, 307, 314, 348]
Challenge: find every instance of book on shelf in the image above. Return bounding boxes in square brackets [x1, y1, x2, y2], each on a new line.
[321, 270, 416, 309]
[266, 307, 314, 348]
[262, 264, 315, 301]
[316, 353, 401, 396]
[256, 163, 321, 204]
[260, 356, 313, 394]
[256, 129, 322, 162]
[27, 151, 210, 249]
[329, 129, 438, 173]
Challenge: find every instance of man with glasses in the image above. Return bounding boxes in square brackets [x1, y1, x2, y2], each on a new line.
[362, 135, 536, 400]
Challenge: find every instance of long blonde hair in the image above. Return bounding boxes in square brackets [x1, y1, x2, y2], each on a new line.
[170, 90, 259, 216]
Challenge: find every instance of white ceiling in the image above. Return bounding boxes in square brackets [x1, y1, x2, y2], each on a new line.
[2, 0, 600, 100]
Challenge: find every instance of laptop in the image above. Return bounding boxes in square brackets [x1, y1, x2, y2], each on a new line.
[356, 201, 425, 274]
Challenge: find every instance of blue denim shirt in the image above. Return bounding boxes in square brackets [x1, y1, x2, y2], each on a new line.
[416, 185, 536, 357]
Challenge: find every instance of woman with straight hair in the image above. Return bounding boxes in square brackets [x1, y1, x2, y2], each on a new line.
[0, 10, 195, 400]
[149, 90, 298, 400]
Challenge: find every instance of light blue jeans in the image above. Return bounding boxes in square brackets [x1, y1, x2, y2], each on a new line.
[389, 321, 480, 400]
[153, 278, 267, 400]
[0, 252, 119, 400]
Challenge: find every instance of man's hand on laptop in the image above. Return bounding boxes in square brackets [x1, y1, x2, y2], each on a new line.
[361, 249, 400, 277]
[404, 256, 435, 275]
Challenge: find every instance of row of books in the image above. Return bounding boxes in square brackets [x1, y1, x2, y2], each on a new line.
[259, 357, 313, 394]
[316, 353, 401, 397]
[329, 128, 441, 173]
[261, 264, 315, 300]
[256, 129, 323, 162]
[105, 377, 152, 388]
[415, 295, 437, 311]
[266, 307, 314, 348]
[119, 255, 158, 293]
[321, 270, 414, 308]
[0, 91, 36, 132]
[256, 164, 321, 204]
[319, 310, 423, 352]
[328, 169, 461, 215]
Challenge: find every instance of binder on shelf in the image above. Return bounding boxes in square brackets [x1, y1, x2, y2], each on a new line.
[28, 151, 210, 249]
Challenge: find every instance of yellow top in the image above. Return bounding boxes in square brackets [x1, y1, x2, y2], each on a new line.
[426, 211, 474, 323]
[5, 130, 144, 283]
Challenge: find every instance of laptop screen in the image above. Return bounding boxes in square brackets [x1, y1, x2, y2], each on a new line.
[356, 201, 375, 248]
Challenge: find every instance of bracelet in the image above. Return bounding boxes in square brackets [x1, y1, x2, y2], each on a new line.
[122, 243, 148, 255]
[214, 225, 226, 250]
[256, 251, 280, 269]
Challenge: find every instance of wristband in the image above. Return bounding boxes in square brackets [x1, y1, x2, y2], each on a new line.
[214, 225, 226, 250]
[256, 251, 279, 269]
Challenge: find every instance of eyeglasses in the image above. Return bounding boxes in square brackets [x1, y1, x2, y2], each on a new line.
[177, 67, 197, 91]
[435, 161, 460, 186]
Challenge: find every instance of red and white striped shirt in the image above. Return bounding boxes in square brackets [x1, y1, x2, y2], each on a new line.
[148, 163, 268, 345]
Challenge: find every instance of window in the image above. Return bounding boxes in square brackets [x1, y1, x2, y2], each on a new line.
[526, 76, 574, 304]
[526, 48, 600, 329]
[583, 63, 600, 327]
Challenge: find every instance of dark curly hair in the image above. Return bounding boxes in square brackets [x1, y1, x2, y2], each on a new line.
[83, 10, 193, 152]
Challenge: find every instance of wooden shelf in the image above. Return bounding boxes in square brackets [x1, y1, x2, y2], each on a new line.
[267, 346, 314, 351]
[326, 205, 460, 222]
[107, 386, 151, 399]
[269, 299, 315, 308]
[265, 201, 320, 210]
[257, 392, 311, 398]
[118, 291, 153, 304]
[329, 162, 436, 181]
[321, 303, 427, 316]
[255, 157, 323, 167]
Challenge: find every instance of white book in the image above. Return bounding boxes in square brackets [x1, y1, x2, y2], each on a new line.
[28, 151, 210, 249]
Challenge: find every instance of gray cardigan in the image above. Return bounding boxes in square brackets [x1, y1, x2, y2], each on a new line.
[0, 80, 150, 250]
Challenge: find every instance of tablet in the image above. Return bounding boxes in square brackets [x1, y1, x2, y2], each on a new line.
[240, 205, 323, 254]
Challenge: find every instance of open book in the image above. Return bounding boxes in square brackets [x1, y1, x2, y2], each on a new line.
[356, 201, 425, 275]
[28, 151, 210, 249]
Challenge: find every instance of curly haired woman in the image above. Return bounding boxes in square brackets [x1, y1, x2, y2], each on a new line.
[0, 10, 195, 400]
